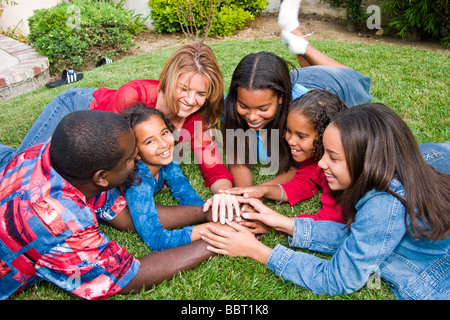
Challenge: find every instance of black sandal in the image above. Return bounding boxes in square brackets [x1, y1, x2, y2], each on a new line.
[45, 69, 83, 88]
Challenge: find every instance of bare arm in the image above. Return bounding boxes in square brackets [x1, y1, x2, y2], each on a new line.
[156, 204, 212, 229]
[260, 165, 297, 185]
[105, 206, 136, 232]
[121, 240, 214, 294]
[228, 164, 254, 187]
[209, 178, 233, 194]
[224, 184, 288, 203]
[107, 205, 213, 232]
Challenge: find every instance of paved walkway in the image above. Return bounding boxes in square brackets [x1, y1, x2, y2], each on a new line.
[0, 35, 49, 100]
[0, 46, 19, 72]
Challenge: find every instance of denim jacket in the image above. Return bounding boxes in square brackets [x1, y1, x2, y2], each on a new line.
[267, 142, 450, 300]
[125, 160, 204, 251]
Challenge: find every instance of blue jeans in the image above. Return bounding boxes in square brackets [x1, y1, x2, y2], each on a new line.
[292, 66, 373, 107]
[0, 88, 95, 167]
[419, 142, 450, 174]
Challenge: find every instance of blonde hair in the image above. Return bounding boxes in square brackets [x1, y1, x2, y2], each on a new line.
[158, 41, 224, 129]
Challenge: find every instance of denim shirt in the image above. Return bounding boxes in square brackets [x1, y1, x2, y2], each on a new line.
[125, 160, 204, 251]
[267, 177, 450, 300]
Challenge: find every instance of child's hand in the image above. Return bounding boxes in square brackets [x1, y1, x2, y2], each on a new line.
[239, 204, 273, 234]
[200, 220, 273, 264]
[223, 185, 268, 199]
[239, 219, 274, 235]
[238, 198, 295, 235]
[203, 193, 241, 224]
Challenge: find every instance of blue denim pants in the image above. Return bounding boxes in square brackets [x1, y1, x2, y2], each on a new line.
[0, 88, 95, 167]
[419, 141, 450, 174]
[292, 66, 373, 107]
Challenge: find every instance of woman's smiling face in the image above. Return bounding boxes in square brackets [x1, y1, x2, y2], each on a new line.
[236, 88, 281, 131]
[175, 72, 210, 118]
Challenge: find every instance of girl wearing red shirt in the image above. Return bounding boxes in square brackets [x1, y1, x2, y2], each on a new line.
[222, 90, 348, 232]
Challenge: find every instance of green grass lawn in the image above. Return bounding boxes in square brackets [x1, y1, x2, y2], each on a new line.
[1, 38, 449, 301]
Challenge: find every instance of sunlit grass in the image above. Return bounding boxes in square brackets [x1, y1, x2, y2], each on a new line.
[2, 38, 448, 300]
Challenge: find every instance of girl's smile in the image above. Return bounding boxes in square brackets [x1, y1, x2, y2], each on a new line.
[157, 148, 172, 159]
[285, 111, 317, 163]
[318, 125, 351, 191]
[236, 88, 281, 131]
[134, 114, 175, 177]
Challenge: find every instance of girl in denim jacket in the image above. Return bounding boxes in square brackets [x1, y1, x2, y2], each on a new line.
[201, 103, 450, 299]
[121, 104, 228, 251]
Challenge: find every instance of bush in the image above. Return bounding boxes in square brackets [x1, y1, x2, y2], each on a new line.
[210, 5, 252, 37]
[28, 0, 146, 73]
[148, 0, 268, 37]
[382, 0, 449, 48]
[320, 0, 368, 23]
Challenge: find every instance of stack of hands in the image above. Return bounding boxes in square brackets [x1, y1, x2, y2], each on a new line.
[200, 189, 295, 263]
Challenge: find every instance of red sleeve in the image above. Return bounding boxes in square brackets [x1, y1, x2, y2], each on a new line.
[181, 113, 233, 188]
[281, 159, 321, 206]
[90, 79, 159, 114]
[295, 170, 344, 223]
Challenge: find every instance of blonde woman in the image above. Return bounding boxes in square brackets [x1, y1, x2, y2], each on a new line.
[90, 42, 233, 193]
[1, 42, 233, 194]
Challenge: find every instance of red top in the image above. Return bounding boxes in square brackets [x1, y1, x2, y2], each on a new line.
[90, 79, 233, 187]
[281, 159, 344, 223]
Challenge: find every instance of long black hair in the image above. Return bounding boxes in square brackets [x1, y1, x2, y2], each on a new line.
[223, 52, 295, 173]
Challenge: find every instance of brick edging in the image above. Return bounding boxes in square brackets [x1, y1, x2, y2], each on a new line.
[0, 35, 49, 88]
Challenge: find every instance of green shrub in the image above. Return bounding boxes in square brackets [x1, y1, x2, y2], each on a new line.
[28, 0, 146, 73]
[230, 0, 268, 15]
[148, 0, 267, 37]
[320, 0, 368, 23]
[382, 0, 449, 48]
[0, 0, 17, 18]
[147, 0, 180, 33]
[210, 5, 252, 36]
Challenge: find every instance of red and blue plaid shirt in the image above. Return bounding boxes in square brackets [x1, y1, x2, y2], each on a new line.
[0, 140, 140, 300]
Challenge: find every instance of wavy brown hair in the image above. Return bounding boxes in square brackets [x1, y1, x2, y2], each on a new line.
[331, 103, 450, 240]
[158, 41, 224, 130]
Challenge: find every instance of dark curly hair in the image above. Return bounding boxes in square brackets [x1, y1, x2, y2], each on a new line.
[120, 103, 175, 134]
[289, 89, 348, 161]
